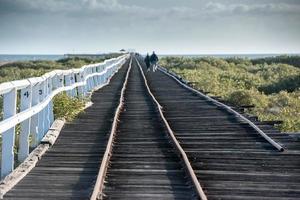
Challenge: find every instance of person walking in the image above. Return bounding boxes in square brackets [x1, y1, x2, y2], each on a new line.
[150, 51, 159, 72]
[144, 53, 151, 71]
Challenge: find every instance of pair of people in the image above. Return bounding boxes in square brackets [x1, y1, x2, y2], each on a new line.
[144, 51, 158, 72]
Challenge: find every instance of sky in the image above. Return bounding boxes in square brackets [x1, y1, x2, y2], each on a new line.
[0, 0, 300, 55]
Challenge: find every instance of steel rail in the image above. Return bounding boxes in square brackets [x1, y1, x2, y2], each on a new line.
[135, 57, 208, 200]
[158, 66, 284, 152]
[90, 57, 133, 200]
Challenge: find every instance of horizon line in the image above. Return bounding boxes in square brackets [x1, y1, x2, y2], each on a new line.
[0, 52, 300, 56]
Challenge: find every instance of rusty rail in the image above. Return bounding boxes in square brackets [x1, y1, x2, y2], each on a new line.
[90, 57, 133, 200]
[135, 57, 208, 200]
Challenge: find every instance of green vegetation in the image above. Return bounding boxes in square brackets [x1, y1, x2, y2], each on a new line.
[252, 55, 300, 69]
[0, 57, 111, 83]
[53, 93, 86, 121]
[160, 56, 300, 132]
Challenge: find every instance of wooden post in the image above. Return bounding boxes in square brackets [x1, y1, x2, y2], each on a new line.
[44, 78, 51, 134]
[87, 69, 93, 91]
[18, 85, 32, 162]
[30, 83, 40, 147]
[70, 73, 77, 97]
[58, 74, 64, 88]
[49, 76, 56, 124]
[96, 66, 101, 86]
[103, 66, 107, 84]
[76, 72, 84, 97]
[83, 69, 89, 94]
[1, 88, 17, 178]
[92, 67, 98, 86]
[38, 81, 45, 141]
[65, 74, 72, 96]
[100, 65, 105, 85]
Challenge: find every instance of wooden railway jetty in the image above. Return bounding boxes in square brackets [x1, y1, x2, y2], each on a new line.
[0, 53, 299, 199]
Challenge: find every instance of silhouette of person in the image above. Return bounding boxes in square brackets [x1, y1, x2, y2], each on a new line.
[149, 51, 159, 72]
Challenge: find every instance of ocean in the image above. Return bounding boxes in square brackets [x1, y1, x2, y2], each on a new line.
[0, 54, 64, 62]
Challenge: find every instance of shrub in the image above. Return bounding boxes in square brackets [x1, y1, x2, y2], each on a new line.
[226, 89, 269, 107]
[53, 93, 86, 121]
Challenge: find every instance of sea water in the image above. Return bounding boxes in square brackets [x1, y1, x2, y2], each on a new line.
[0, 54, 64, 62]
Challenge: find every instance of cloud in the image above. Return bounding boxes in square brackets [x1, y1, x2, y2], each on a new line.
[0, 0, 197, 20]
[2, 0, 299, 22]
[0, 0, 299, 54]
[204, 2, 300, 15]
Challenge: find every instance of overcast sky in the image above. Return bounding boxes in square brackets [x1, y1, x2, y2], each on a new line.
[0, 0, 300, 54]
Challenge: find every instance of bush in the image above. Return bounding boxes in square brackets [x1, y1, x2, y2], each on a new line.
[252, 55, 300, 68]
[53, 93, 86, 121]
[227, 89, 269, 107]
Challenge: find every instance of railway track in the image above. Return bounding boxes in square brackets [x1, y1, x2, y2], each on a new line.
[92, 56, 205, 199]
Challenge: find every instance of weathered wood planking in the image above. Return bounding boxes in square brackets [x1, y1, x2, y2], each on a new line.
[101, 58, 197, 199]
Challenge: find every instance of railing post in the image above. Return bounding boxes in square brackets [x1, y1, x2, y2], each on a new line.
[58, 74, 64, 88]
[30, 83, 40, 147]
[99, 65, 104, 85]
[109, 64, 113, 78]
[106, 63, 110, 82]
[76, 72, 85, 97]
[87, 68, 93, 91]
[65, 74, 72, 96]
[92, 67, 98, 87]
[1, 88, 17, 178]
[44, 78, 51, 133]
[49, 76, 55, 124]
[96, 66, 101, 86]
[103, 64, 108, 84]
[38, 80, 46, 141]
[18, 84, 32, 162]
[102, 65, 106, 84]
[83, 69, 89, 94]
[71, 72, 77, 97]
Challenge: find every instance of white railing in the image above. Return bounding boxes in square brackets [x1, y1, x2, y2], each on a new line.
[0, 54, 129, 178]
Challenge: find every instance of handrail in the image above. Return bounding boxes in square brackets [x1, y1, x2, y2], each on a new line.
[0, 54, 129, 178]
[158, 66, 284, 152]
[0, 57, 123, 95]
[0, 58, 125, 134]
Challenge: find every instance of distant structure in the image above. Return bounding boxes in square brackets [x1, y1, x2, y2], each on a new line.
[119, 49, 136, 53]
[64, 52, 124, 60]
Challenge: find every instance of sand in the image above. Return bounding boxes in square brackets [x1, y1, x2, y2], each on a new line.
[0, 61, 11, 66]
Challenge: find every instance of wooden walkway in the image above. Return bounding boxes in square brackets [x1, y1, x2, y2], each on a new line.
[3, 54, 300, 199]
[101, 58, 197, 199]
